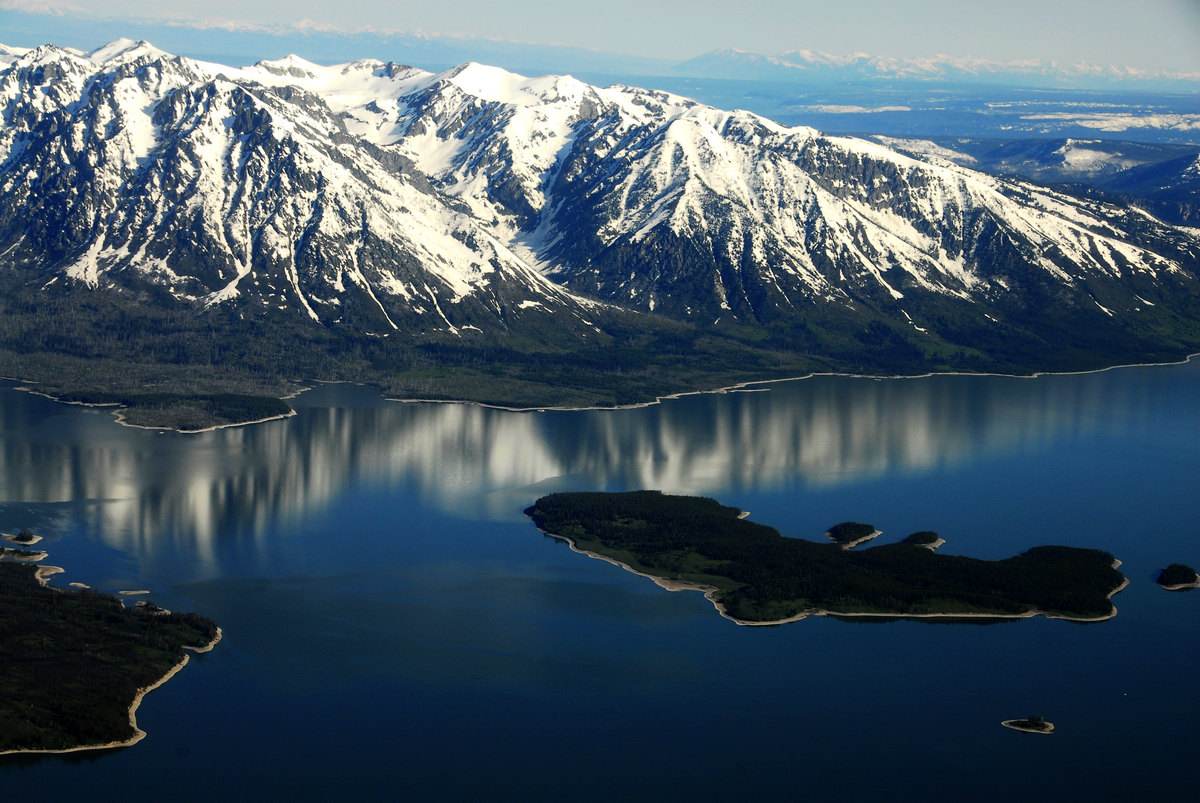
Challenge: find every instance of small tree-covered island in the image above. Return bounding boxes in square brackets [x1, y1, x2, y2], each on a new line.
[1, 529, 43, 545]
[825, 522, 881, 549]
[1001, 716, 1056, 735]
[0, 562, 221, 755]
[525, 492, 1128, 625]
[1156, 564, 1200, 591]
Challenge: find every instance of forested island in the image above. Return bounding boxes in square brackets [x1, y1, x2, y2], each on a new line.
[525, 491, 1128, 625]
[825, 522, 881, 549]
[901, 531, 946, 550]
[0, 562, 220, 755]
[1156, 564, 1199, 591]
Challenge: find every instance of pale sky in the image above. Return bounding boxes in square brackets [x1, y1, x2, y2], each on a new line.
[4, 0, 1200, 71]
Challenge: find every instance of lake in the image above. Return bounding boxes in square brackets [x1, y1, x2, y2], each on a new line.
[1, 362, 1198, 801]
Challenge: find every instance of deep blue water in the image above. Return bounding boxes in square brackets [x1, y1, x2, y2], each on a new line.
[1, 363, 1198, 802]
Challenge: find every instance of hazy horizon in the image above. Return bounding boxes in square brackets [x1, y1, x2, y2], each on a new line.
[2, 0, 1199, 76]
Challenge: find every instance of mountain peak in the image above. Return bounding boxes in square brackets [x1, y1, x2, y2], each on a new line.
[255, 53, 323, 79]
[441, 61, 527, 101]
[438, 61, 594, 110]
[89, 38, 165, 65]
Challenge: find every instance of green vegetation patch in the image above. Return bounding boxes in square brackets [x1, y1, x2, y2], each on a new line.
[0, 563, 218, 754]
[525, 491, 1125, 623]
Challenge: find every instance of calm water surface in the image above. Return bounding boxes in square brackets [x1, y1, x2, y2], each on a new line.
[1, 364, 1198, 801]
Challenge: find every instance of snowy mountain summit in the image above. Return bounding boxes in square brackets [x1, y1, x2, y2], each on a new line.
[1, 40, 1198, 363]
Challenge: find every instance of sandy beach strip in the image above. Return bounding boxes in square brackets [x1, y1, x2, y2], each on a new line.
[2, 533, 44, 545]
[33, 565, 64, 587]
[827, 529, 883, 550]
[1, 549, 48, 562]
[1001, 719, 1055, 735]
[111, 409, 297, 434]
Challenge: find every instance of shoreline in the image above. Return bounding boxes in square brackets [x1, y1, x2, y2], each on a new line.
[1157, 578, 1200, 591]
[1001, 719, 1055, 735]
[33, 565, 64, 586]
[1, 533, 44, 546]
[4, 351, 1197, 434]
[542, 528, 1129, 627]
[0, 548, 48, 562]
[0, 627, 223, 758]
[385, 351, 1200, 414]
[828, 528, 883, 550]
[112, 409, 297, 434]
[4, 382, 297, 434]
[0, 562, 223, 758]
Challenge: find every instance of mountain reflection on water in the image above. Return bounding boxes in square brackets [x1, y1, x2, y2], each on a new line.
[0, 365, 1175, 559]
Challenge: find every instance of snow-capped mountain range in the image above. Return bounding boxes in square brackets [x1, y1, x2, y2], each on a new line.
[1, 39, 1198, 354]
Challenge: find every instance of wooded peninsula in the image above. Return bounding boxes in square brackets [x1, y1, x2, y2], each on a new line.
[0, 562, 220, 755]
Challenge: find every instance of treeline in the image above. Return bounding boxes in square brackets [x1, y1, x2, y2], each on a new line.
[0, 562, 218, 752]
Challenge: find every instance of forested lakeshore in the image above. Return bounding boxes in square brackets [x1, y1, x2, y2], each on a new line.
[3, 275, 1200, 430]
[0, 562, 219, 755]
[0, 279, 833, 427]
[525, 492, 1128, 624]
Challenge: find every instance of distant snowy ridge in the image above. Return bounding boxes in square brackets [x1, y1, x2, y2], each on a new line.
[676, 48, 1200, 88]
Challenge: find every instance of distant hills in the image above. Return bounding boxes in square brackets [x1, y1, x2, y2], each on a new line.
[873, 136, 1200, 225]
[675, 48, 1200, 90]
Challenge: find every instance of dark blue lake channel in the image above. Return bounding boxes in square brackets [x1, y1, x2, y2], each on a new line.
[1, 362, 1198, 801]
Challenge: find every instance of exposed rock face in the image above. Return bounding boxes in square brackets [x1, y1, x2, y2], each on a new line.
[0, 43, 598, 339]
[1, 40, 1198, 355]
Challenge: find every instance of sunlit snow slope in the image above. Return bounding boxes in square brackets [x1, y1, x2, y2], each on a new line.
[1, 39, 1198, 344]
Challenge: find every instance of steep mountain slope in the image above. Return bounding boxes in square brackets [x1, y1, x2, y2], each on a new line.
[0, 42, 600, 340]
[217, 54, 1199, 330]
[351, 59, 1199, 336]
[1, 40, 1199, 421]
[1102, 153, 1200, 225]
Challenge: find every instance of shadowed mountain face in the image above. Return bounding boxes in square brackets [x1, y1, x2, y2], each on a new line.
[0, 40, 1199, 370]
[1101, 153, 1200, 225]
